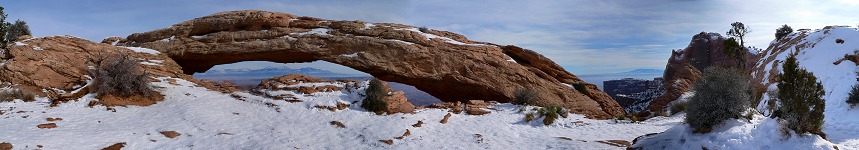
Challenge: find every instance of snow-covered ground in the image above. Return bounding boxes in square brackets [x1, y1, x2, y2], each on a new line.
[0, 77, 682, 149]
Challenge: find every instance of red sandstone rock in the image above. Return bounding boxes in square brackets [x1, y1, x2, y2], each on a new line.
[1, 36, 196, 105]
[109, 10, 621, 119]
[647, 32, 758, 113]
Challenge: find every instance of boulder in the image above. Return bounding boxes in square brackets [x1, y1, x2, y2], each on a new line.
[117, 10, 623, 119]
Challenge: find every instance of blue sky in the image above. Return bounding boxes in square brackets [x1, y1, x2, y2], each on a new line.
[5, 0, 859, 75]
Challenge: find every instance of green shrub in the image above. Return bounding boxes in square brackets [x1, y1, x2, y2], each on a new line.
[89, 54, 155, 98]
[418, 26, 429, 33]
[513, 88, 538, 105]
[847, 83, 859, 108]
[524, 112, 536, 122]
[571, 82, 589, 96]
[361, 78, 388, 113]
[670, 101, 687, 115]
[616, 115, 626, 120]
[723, 37, 746, 69]
[542, 106, 563, 125]
[775, 24, 793, 40]
[5, 19, 29, 41]
[685, 67, 751, 131]
[523, 105, 566, 125]
[0, 89, 35, 102]
[776, 54, 826, 135]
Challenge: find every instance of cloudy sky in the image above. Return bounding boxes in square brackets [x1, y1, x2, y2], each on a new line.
[5, 0, 859, 75]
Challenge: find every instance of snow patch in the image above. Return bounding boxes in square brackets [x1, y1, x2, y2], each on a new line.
[362, 23, 375, 30]
[121, 46, 161, 55]
[159, 36, 176, 42]
[296, 28, 332, 36]
[397, 27, 486, 46]
[340, 52, 362, 58]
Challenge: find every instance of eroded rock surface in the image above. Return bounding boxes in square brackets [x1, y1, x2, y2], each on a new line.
[0, 36, 195, 101]
[116, 10, 623, 119]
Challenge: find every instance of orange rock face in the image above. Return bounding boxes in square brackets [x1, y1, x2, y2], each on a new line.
[116, 10, 623, 119]
[0, 36, 195, 102]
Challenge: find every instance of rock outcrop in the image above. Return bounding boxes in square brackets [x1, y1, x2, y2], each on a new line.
[646, 32, 759, 112]
[378, 81, 417, 114]
[113, 10, 623, 119]
[252, 74, 414, 114]
[0, 36, 195, 101]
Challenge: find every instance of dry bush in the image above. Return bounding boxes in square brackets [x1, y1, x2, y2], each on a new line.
[513, 88, 538, 105]
[88, 54, 155, 98]
[0, 89, 35, 102]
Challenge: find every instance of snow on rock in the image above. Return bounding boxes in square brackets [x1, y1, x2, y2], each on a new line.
[159, 36, 176, 42]
[398, 27, 486, 46]
[121, 46, 161, 55]
[340, 52, 362, 58]
[297, 28, 332, 36]
[362, 23, 376, 30]
[0, 77, 682, 149]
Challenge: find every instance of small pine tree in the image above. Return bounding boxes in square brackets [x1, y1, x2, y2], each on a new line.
[727, 22, 751, 47]
[776, 53, 825, 135]
[361, 78, 388, 113]
[685, 67, 751, 131]
[847, 83, 859, 108]
[0, 6, 8, 49]
[775, 24, 794, 40]
[5, 19, 30, 41]
[723, 37, 746, 69]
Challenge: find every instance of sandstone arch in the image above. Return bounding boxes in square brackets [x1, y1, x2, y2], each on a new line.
[111, 10, 624, 119]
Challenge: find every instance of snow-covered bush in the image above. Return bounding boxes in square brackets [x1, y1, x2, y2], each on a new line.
[775, 24, 793, 40]
[776, 54, 825, 136]
[513, 88, 537, 105]
[847, 83, 859, 108]
[685, 67, 750, 132]
[0, 89, 35, 102]
[361, 78, 387, 114]
[89, 54, 155, 98]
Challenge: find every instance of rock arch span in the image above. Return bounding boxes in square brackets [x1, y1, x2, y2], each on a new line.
[110, 10, 624, 119]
